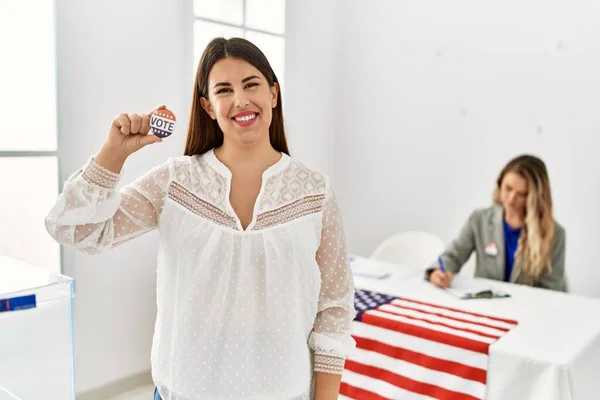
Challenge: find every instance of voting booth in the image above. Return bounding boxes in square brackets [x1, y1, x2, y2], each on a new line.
[0, 255, 75, 400]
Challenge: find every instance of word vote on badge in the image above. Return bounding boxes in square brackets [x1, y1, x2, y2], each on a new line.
[150, 109, 177, 138]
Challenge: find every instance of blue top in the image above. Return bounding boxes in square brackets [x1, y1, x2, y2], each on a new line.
[503, 220, 522, 282]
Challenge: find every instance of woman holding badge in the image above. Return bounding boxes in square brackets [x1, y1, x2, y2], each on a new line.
[46, 38, 355, 400]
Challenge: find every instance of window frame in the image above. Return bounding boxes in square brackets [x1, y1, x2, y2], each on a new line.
[0, 1, 63, 274]
[190, 0, 286, 87]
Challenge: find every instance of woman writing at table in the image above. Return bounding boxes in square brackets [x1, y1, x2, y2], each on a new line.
[427, 155, 567, 291]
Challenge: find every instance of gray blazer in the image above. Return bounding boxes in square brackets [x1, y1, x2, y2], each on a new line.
[427, 205, 567, 292]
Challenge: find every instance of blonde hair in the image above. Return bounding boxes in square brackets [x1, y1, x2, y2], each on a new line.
[493, 155, 555, 284]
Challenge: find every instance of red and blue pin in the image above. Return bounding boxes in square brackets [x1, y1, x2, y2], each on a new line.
[150, 108, 177, 138]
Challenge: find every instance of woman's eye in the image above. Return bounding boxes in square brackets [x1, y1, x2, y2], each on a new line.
[246, 82, 259, 89]
[216, 88, 232, 94]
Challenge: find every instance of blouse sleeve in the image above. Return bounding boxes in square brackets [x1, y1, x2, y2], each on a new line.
[45, 156, 170, 254]
[309, 183, 357, 374]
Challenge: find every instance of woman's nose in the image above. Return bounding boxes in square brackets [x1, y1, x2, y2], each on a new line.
[234, 91, 250, 108]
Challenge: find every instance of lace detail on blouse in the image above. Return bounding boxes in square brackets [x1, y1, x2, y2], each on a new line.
[252, 194, 325, 230]
[313, 354, 346, 375]
[81, 157, 121, 188]
[172, 155, 230, 210]
[168, 181, 238, 230]
[259, 161, 328, 212]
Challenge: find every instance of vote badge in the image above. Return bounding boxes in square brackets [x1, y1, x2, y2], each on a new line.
[150, 109, 177, 138]
[485, 242, 499, 257]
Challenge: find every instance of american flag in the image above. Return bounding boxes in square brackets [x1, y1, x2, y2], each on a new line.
[340, 289, 518, 400]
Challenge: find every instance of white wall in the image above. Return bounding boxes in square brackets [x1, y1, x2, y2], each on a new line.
[55, 0, 192, 393]
[284, 0, 339, 179]
[327, 0, 599, 297]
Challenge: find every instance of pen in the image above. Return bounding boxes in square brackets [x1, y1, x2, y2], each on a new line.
[438, 256, 447, 273]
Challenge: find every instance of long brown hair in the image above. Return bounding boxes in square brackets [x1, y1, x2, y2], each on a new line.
[493, 155, 555, 283]
[184, 37, 289, 156]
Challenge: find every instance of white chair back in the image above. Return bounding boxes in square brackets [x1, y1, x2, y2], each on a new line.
[370, 231, 446, 269]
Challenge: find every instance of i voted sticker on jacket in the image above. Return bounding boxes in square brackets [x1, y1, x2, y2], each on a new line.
[150, 109, 177, 138]
[485, 242, 498, 257]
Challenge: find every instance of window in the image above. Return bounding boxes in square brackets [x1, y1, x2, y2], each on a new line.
[0, 0, 61, 273]
[193, 0, 286, 88]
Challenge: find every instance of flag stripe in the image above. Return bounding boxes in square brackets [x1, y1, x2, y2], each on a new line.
[381, 303, 509, 336]
[391, 300, 513, 332]
[348, 347, 485, 398]
[377, 307, 502, 340]
[345, 359, 483, 400]
[352, 322, 489, 370]
[342, 370, 439, 400]
[354, 335, 487, 383]
[396, 297, 518, 326]
[340, 382, 390, 400]
[367, 310, 495, 347]
[362, 312, 490, 354]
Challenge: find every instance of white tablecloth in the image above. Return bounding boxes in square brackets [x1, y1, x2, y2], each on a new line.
[351, 258, 600, 400]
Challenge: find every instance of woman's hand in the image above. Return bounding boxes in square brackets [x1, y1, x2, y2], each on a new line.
[94, 105, 166, 173]
[430, 269, 454, 288]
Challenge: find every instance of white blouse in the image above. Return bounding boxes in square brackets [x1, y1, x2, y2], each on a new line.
[45, 149, 356, 400]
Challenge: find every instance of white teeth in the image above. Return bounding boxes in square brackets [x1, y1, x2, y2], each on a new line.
[235, 114, 256, 122]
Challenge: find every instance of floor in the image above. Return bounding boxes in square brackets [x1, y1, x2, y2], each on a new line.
[105, 384, 154, 400]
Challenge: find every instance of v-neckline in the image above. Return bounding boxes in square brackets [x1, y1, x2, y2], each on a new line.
[204, 149, 290, 232]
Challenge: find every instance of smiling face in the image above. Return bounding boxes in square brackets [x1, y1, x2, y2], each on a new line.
[200, 57, 279, 147]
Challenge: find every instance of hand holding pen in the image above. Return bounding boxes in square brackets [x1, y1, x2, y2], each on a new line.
[430, 256, 454, 288]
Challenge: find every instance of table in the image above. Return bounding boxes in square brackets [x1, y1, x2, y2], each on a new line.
[347, 257, 600, 400]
